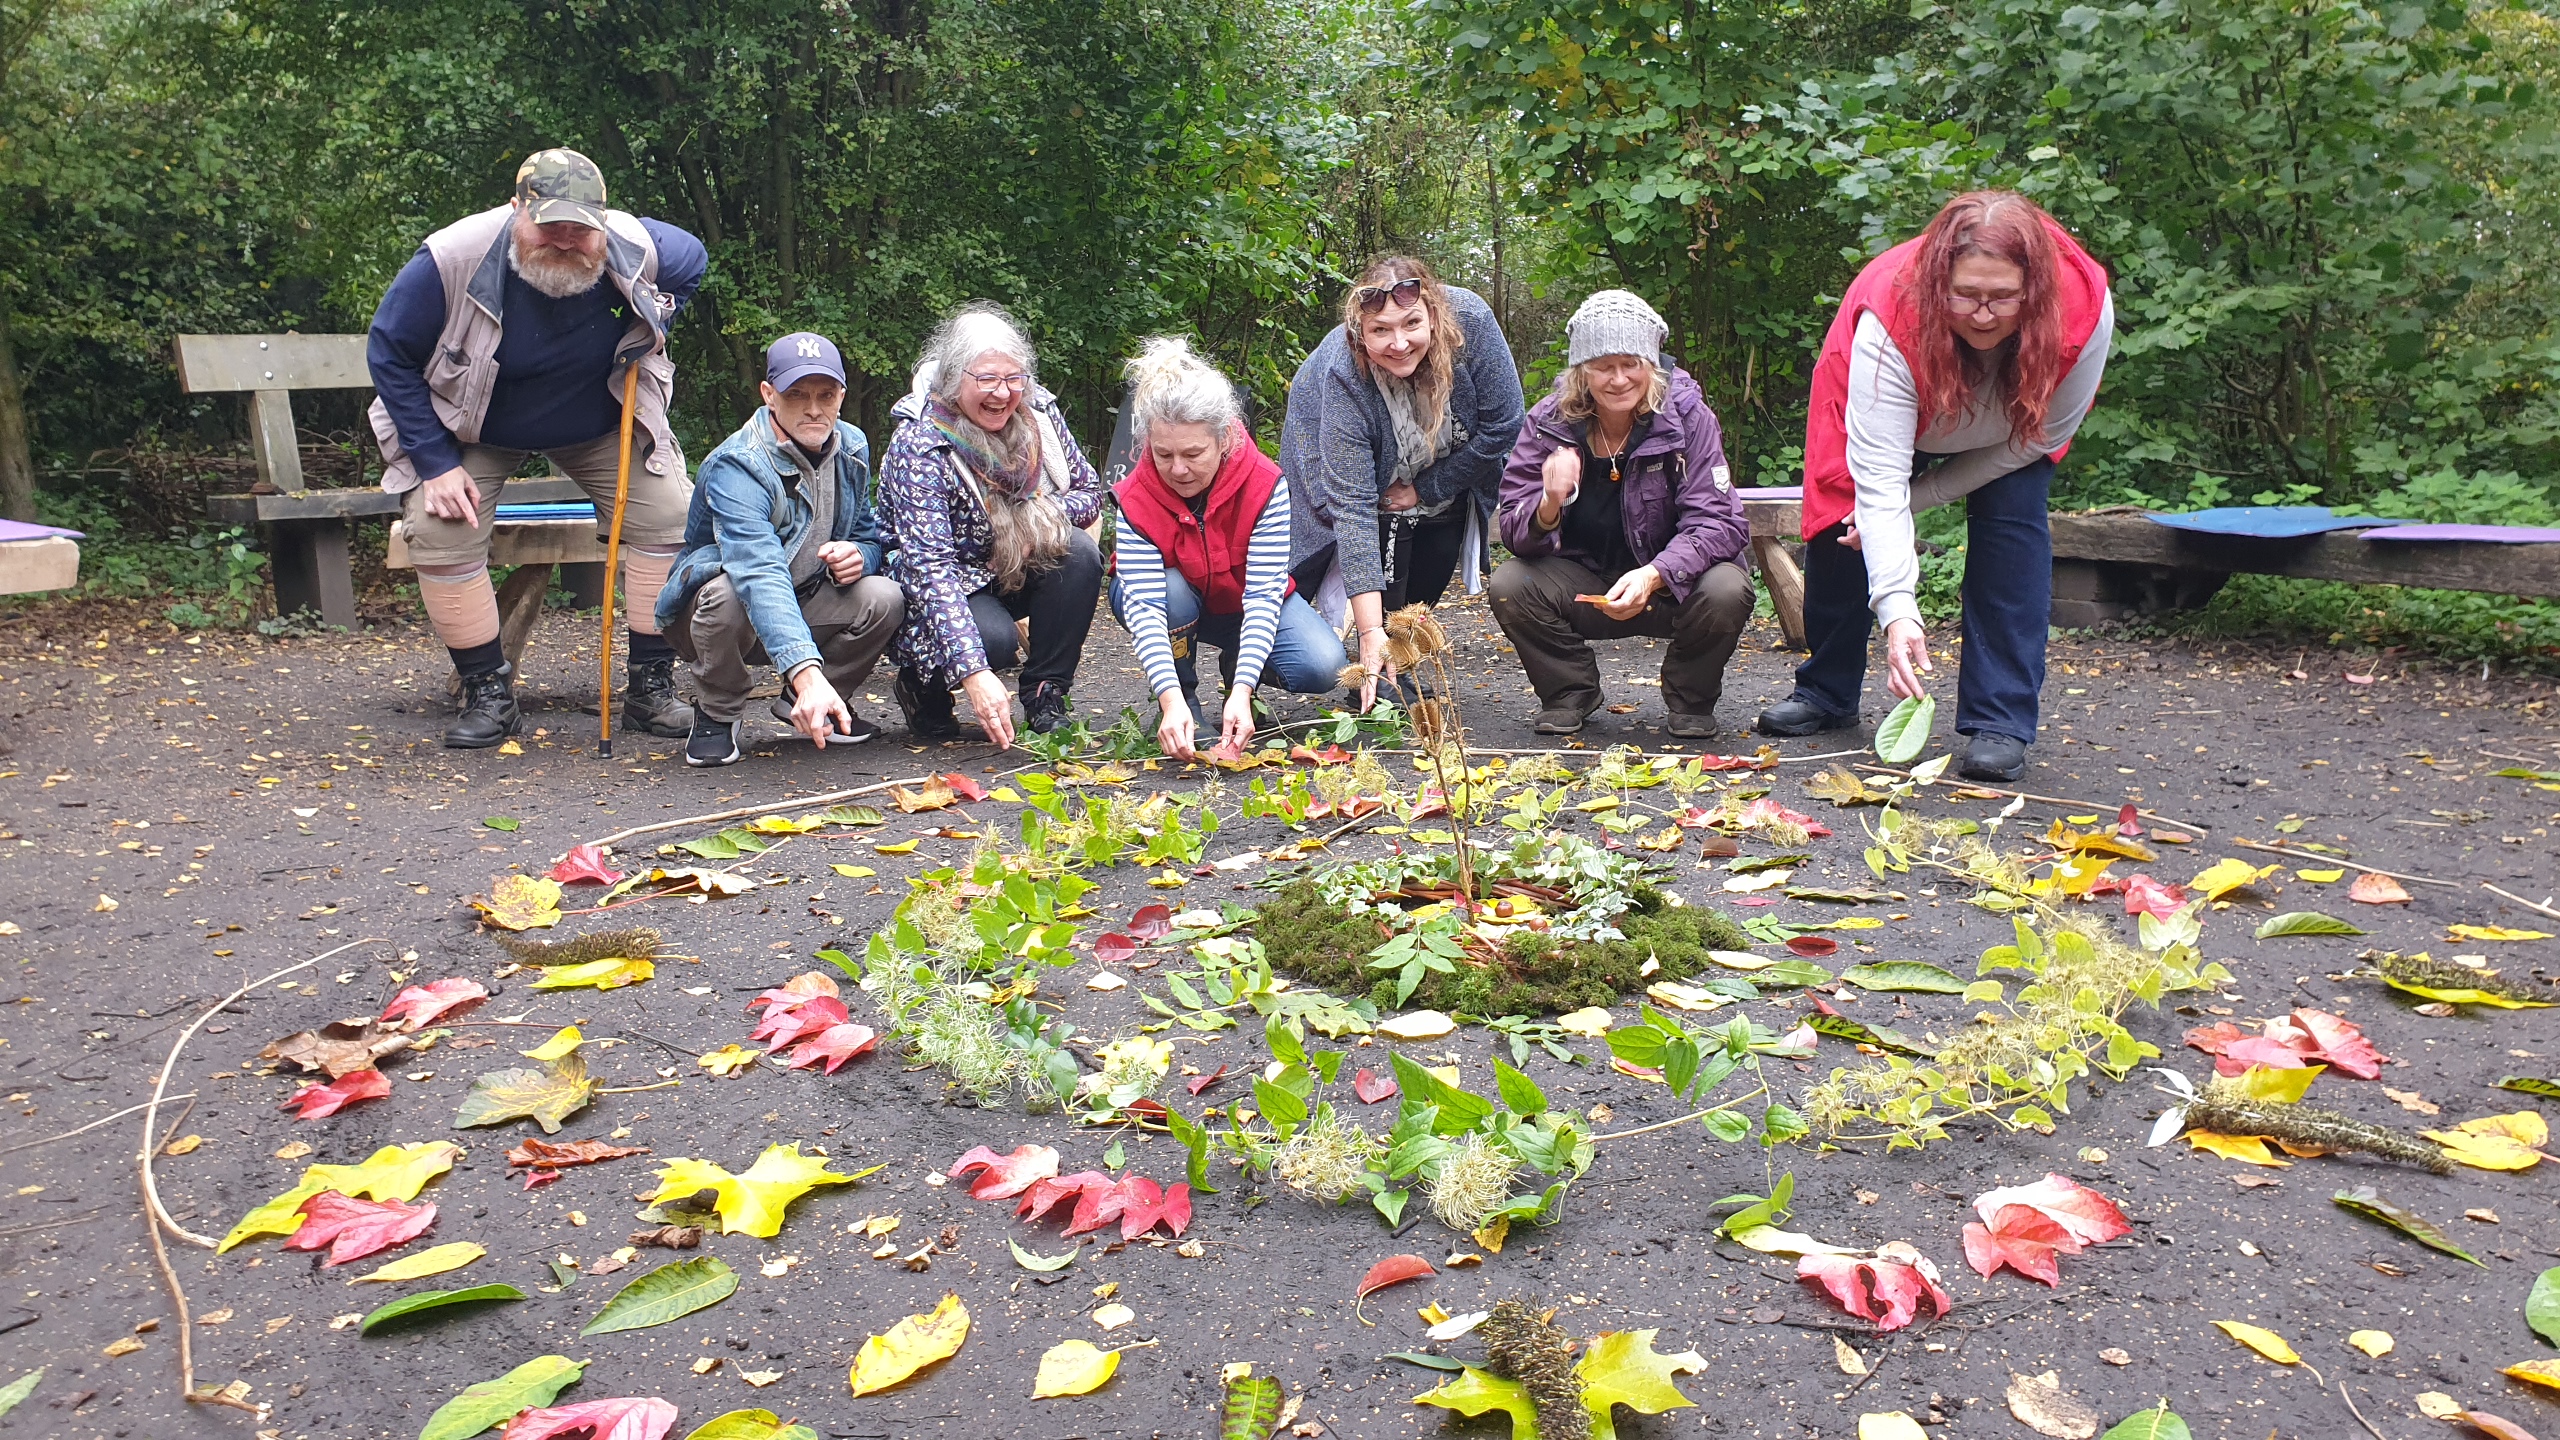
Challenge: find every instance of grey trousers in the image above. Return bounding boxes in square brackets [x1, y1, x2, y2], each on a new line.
[1487, 555, 1754, 718]
[665, 574, 905, 722]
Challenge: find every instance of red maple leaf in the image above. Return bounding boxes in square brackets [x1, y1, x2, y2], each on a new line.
[282, 1191, 435, 1265]
[1351, 1068, 1398, 1104]
[1797, 1244, 1955, 1331]
[280, 1067, 391, 1120]
[1016, 1171, 1112, 1222]
[379, 977, 488, 1032]
[943, 772, 990, 803]
[751, 995, 851, 1051]
[2122, 874, 2187, 918]
[946, 1144, 1060, 1200]
[2114, 803, 2144, 838]
[499, 1396, 678, 1440]
[745, 972, 840, 1016]
[779, 1023, 878, 1074]
[546, 844, 626, 886]
[1185, 1065, 1231, 1097]
[1963, 1204, 2076, 1285]
[2271, 1008, 2386, 1079]
[1064, 1176, 1139, 1237]
[1969, 1174, 2132, 1251]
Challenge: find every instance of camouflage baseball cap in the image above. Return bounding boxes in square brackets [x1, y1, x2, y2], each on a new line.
[513, 149, 610, 230]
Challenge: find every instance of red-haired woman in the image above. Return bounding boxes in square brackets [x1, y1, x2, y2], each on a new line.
[1756, 191, 2113, 782]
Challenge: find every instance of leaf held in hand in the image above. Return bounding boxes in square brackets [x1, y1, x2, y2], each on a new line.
[2332, 1186, 2485, 1266]
[849, 1292, 970, 1395]
[357, 1283, 525, 1334]
[348, 1240, 483, 1284]
[1875, 694, 1935, 764]
[2212, 1320, 2299, 1364]
[581, 1256, 740, 1336]
[417, 1356, 588, 1440]
[2254, 910, 2365, 938]
[1032, 1339, 1124, 1398]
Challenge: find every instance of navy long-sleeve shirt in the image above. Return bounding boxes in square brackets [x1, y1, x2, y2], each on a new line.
[367, 217, 708, 477]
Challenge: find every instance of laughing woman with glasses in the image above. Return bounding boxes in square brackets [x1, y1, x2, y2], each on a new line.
[877, 302, 1106, 746]
[1757, 190, 2115, 784]
[1279, 256, 1525, 709]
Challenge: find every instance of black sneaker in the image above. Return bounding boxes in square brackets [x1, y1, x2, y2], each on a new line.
[1023, 679, 1072, 735]
[769, 694, 880, 744]
[894, 667, 960, 741]
[1956, 731, 2028, 783]
[1755, 697, 1856, 737]
[445, 662, 522, 749]
[685, 713, 743, 767]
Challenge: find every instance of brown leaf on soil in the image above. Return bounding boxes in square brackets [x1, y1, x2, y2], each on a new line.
[628, 1225, 704, 1249]
[2384, 1087, 2441, 1116]
[2004, 1371, 2099, 1440]
[2229, 1173, 2283, 1189]
[2349, 872, 2413, 905]
[891, 778, 957, 813]
[262, 1019, 413, 1079]
[506, 1138, 651, 1171]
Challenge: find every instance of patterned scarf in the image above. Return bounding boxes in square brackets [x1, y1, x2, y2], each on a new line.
[925, 394, 1044, 499]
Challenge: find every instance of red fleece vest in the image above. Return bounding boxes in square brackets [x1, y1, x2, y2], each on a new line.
[1801, 219, 2109, 538]
[1112, 426, 1286, 615]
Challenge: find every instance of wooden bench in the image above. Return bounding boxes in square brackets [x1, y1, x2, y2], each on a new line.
[2048, 510, 2560, 626]
[174, 332, 605, 632]
[0, 524, 82, 596]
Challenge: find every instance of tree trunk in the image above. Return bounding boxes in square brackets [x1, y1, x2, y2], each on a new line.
[0, 305, 37, 522]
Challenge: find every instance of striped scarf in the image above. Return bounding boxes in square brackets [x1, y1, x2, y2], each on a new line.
[925, 395, 1043, 499]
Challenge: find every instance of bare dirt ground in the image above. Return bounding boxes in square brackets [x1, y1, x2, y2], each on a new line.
[2, 587, 2557, 1440]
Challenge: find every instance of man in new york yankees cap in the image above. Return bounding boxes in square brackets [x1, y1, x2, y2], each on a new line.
[655, 333, 908, 767]
[366, 148, 709, 747]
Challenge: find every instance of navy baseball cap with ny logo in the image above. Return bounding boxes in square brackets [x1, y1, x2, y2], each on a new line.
[766, 333, 846, 392]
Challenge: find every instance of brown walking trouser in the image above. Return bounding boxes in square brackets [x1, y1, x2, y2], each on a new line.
[664, 574, 906, 723]
[1487, 556, 1754, 719]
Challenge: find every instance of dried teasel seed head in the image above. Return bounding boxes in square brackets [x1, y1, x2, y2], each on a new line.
[1387, 603, 1450, 657]
[1336, 661, 1374, 691]
[1385, 633, 1422, 673]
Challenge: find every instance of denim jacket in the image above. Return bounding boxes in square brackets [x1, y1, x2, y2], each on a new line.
[656, 408, 890, 677]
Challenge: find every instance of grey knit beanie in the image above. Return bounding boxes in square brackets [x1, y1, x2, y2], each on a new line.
[1565, 289, 1670, 367]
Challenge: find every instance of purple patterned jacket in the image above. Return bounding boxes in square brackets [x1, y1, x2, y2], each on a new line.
[876, 386, 1104, 684]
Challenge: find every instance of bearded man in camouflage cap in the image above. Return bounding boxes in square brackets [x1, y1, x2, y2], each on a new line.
[366, 148, 709, 747]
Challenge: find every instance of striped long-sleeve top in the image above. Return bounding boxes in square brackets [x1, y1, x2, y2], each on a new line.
[1115, 472, 1296, 698]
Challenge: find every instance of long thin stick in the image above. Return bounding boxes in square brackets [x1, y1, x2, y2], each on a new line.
[583, 774, 939, 851]
[143, 938, 379, 1414]
[598, 364, 641, 759]
[2335, 1381, 2386, 1440]
[0, 1093, 194, 1157]
[2485, 883, 2560, 922]
[1852, 763, 2213, 835]
[2233, 838, 2455, 889]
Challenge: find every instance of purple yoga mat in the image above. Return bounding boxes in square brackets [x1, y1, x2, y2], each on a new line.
[2357, 523, 2560, 544]
[0, 520, 82, 543]
[1742, 484, 1804, 501]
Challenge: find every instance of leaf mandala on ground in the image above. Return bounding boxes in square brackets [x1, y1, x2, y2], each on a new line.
[581, 1257, 740, 1336]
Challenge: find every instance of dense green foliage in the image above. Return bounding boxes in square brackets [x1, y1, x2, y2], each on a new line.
[4, 0, 2556, 656]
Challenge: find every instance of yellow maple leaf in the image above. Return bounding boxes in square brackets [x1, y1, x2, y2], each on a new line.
[2185, 1131, 2289, 1167]
[697, 1044, 760, 1077]
[851, 1292, 970, 1396]
[2421, 1111, 2551, 1171]
[472, 874, 562, 931]
[220, 1142, 462, 1252]
[529, 957, 654, 991]
[646, 1144, 866, 1238]
[2191, 858, 2280, 900]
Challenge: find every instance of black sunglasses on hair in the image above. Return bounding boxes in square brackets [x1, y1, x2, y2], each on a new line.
[1353, 277, 1426, 315]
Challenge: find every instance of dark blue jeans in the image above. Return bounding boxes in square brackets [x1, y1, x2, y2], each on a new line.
[1787, 454, 2053, 745]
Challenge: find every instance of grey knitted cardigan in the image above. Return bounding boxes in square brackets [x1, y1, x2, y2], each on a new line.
[1278, 285, 1525, 598]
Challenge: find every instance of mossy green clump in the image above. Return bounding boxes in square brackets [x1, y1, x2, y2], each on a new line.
[1251, 880, 1749, 1017]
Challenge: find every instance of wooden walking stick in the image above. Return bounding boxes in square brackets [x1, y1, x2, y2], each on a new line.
[598, 362, 641, 758]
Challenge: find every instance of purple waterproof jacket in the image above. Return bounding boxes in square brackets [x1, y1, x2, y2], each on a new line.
[1495, 365, 1749, 604]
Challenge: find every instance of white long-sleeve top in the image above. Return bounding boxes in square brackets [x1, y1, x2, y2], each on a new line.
[1115, 472, 1296, 699]
[1845, 291, 2114, 631]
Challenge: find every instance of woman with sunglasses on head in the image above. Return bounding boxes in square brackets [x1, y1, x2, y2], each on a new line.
[1280, 256, 1525, 708]
[1756, 190, 2113, 783]
[877, 302, 1106, 746]
[1109, 336, 1347, 761]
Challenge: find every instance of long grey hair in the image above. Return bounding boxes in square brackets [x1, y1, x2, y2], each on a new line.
[911, 303, 1075, 593]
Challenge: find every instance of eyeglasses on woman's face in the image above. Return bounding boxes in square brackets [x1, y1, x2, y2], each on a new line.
[1945, 293, 2025, 318]
[1354, 277, 1426, 315]
[965, 370, 1031, 392]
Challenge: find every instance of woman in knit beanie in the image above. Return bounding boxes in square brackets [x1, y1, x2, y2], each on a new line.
[1489, 290, 1754, 736]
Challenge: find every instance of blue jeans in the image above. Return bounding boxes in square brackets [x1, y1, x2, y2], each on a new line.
[1109, 570, 1347, 699]
[1788, 454, 2053, 745]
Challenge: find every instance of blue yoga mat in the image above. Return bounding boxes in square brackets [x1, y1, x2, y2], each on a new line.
[2143, 505, 2411, 538]
[493, 502, 598, 521]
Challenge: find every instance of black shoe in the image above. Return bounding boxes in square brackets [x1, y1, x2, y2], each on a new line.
[769, 694, 880, 744]
[1956, 731, 2028, 783]
[1666, 711, 1719, 740]
[894, 667, 959, 741]
[620, 657, 694, 738]
[1023, 679, 1072, 735]
[1755, 697, 1856, 737]
[1534, 697, 1600, 735]
[445, 662, 522, 749]
[685, 713, 744, 768]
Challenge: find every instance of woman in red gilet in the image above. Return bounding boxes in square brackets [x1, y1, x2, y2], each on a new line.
[1757, 191, 2113, 783]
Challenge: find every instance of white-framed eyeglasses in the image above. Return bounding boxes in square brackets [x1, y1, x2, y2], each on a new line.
[965, 370, 1031, 391]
